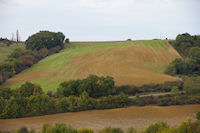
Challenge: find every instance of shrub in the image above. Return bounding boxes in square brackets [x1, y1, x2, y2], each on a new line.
[16, 82, 43, 97]
[188, 47, 200, 64]
[16, 126, 29, 133]
[143, 121, 168, 133]
[165, 58, 197, 75]
[126, 127, 137, 133]
[8, 48, 31, 59]
[196, 112, 200, 120]
[19, 55, 35, 67]
[99, 127, 123, 133]
[78, 128, 94, 133]
[183, 76, 200, 95]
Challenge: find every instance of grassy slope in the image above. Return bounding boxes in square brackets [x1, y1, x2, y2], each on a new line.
[2, 40, 181, 92]
[0, 43, 25, 63]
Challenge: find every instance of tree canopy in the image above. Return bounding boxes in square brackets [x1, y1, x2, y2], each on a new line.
[25, 31, 65, 50]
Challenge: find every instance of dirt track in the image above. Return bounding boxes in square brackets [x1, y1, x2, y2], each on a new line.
[0, 105, 199, 132]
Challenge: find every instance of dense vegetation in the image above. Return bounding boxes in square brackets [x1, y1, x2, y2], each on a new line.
[0, 31, 66, 85]
[166, 33, 200, 75]
[25, 31, 65, 50]
[0, 75, 199, 119]
[1, 117, 200, 133]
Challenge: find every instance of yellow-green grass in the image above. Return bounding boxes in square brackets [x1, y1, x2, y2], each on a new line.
[0, 43, 25, 63]
[2, 40, 181, 92]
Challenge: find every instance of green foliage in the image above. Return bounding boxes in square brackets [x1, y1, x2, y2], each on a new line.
[99, 127, 123, 133]
[165, 58, 197, 75]
[16, 82, 43, 97]
[0, 87, 14, 99]
[170, 86, 179, 96]
[8, 48, 32, 59]
[183, 76, 200, 94]
[57, 75, 115, 98]
[143, 121, 168, 133]
[196, 112, 200, 120]
[27, 94, 55, 116]
[126, 127, 137, 133]
[1, 97, 27, 118]
[78, 128, 93, 133]
[188, 47, 200, 64]
[16, 127, 29, 133]
[25, 31, 65, 50]
[42, 123, 77, 133]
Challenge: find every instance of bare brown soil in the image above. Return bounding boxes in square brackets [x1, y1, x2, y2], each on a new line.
[0, 105, 199, 132]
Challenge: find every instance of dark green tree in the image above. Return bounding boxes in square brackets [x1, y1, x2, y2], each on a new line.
[25, 31, 65, 50]
[188, 47, 200, 64]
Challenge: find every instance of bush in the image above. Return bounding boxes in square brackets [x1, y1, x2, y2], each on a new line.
[25, 31, 65, 50]
[196, 112, 200, 120]
[188, 47, 200, 64]
[78, 128, 93, 133]
[42, 123, 77, 133]
[165, 58, 197, 75]
[19, 55, 35, 67]
[57, 75, 115, 98]
[183, 76, 200, 95]
[99, 127, 123, 133]
[16, 82, 43, 97]
[143, 121, 168, 133]
[126, 127, 137, 133]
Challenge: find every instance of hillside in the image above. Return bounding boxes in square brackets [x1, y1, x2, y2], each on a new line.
[2, 40, 181, 92]
[0, 43, 25, 63]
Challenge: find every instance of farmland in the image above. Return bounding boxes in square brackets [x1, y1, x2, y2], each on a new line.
[0, 104, 199, 132]
[2, 40, 181, 92]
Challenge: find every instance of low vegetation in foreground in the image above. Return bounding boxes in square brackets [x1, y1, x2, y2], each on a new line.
[0, 74, 199, 119]
[1, 114, 200, 133]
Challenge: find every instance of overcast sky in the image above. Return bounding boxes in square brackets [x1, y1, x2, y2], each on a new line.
[0, 0, 199, 41]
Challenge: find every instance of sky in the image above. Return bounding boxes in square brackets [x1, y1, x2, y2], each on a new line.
[0, 0, 200, 41]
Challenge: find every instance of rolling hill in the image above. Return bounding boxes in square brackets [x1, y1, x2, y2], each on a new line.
[2, 40, 181, 92]
[0, 43, 25, 63]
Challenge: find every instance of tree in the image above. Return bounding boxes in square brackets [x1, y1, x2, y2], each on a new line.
[184, 76, 200, 95]
[25, 31, 65, 50]
[0, 87, 13, 99]
[17, 82, 43, 97]
[188, 47, 200, 64]
[165, 58, 197, 75]
[65, 38, 70, 43]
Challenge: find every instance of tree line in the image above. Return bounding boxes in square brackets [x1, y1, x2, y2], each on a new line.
[1, 114, 200, 133]
[0, 31, 67, 85]
[166, 33, 200, 75]
[0, 74, 200, 119]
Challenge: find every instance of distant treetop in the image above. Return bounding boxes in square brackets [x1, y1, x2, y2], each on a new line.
[25, 31, 65, 50]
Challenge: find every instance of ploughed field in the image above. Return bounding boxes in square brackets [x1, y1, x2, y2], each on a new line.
[0, 105, 199, 132]
[2, 40, 180, 92]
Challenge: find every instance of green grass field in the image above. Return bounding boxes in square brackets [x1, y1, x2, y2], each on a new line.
[2, 40, 180, 92]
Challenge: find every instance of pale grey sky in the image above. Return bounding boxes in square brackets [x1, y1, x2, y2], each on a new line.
[0, 0, 199, 41]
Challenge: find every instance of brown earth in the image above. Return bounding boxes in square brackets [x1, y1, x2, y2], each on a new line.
[0, 105, 199, 132]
